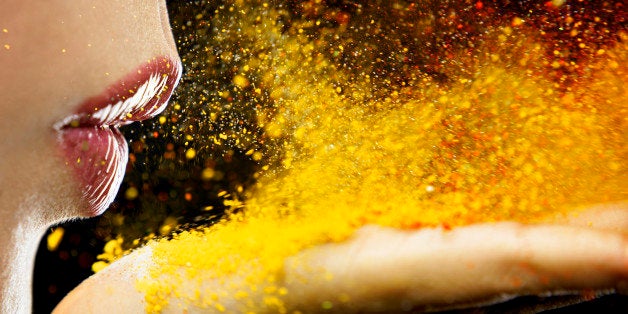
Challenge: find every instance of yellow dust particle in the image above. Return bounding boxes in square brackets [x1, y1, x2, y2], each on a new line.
[94, 238, 124, 272]
[46, 227, 65, 251]
[511, 17, 524, 27]
[3, 44, 9, 50]
[234, 290, 249, 300]
[159, 217, 178, 236]
[321, 301, 334, 310]
[103, 238, 123, 255]
[185, 148, 197, 159]
[233, 74, 250, 88]
[214, 303, 226, 312]
[252, 151, 263, 161]
[609, 60, 619, 69]
[91, 261, 109, 273]
[608, 161, 620, 171]
[125, 186, 139, 200]
[158, 116, 167, 124]
[266, 123, 282, 137]
[112, 213, 125, 226]
[201, 167, 215, 181]
[551, 0, 566, 7]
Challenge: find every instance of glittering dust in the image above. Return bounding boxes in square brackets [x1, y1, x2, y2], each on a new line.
[46, 227, 65, 252]
[88, 1, 626, 312]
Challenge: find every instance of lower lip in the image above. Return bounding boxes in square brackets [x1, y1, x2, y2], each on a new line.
[59, 127, 128, 216]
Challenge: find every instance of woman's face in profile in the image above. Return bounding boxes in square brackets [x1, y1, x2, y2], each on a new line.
[0, 0, 181, 220]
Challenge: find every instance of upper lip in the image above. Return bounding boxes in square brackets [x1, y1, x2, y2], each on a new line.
[54, 56, 182, 130]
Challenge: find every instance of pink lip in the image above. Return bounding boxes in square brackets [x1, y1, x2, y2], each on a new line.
[56, 56, 182, 216]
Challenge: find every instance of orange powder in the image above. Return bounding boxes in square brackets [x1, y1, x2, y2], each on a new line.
[134, 4, 627, 313]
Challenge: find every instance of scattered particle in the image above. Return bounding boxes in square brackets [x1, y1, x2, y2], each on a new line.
[91, 261, 109, 273]
[103, 238, 123, 256]
[159, 217, 178, 236]
[232, 74, 250, 88]
[511, 17, 524, 27]
[46, 227, 65, 251]
[125, 186, 139, 200]
[185, 148, 196, 159]
[201, 168, 215, 181]
[321, 301, 334, 310]
[551, 0, 566, 7]
[252, 151, 263, 161]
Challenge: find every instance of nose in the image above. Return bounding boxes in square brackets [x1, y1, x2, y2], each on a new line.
[158, 0, 183, 72]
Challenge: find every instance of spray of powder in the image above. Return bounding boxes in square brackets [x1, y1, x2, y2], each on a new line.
[119, 1, 628, 312]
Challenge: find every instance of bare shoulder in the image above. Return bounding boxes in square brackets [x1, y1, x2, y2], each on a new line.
[52, 246, 153, 313]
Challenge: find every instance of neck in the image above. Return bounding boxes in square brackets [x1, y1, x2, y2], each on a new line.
[0, 204, 47, 313]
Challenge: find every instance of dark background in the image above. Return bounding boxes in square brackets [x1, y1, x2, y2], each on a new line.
[32, 1, 627, 313]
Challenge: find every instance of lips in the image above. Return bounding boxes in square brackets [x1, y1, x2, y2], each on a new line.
[56, 56, 182, 216]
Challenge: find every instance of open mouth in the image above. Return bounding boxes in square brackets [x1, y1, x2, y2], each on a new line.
[55, 56, 182, 216]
